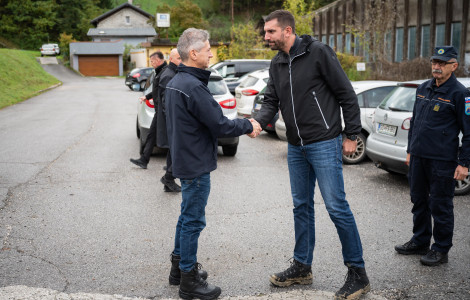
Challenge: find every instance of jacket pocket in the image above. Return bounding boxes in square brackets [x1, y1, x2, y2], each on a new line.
[312, 91, 330, 130]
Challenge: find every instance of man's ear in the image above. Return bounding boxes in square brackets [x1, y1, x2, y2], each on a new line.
[189, 49, 197, 61]
[284, 26, 293, 37]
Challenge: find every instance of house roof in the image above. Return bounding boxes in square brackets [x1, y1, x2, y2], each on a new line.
[90, 3, 153, 26]
[87, 27, 156, 37]
[69, 40, 125, 55]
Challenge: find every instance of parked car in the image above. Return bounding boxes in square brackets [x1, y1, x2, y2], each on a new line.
[125, 67, 154, 91]
[235, 68, 270, 117]
[366, 78, 470, 195]
[226, 73, 250, 96]
[210, 59, 271, 83]
[250, 86, 278, 134]
[40, 43, 60, 56]
[275, 81, 398, 164]
[136, 70, 240, 156]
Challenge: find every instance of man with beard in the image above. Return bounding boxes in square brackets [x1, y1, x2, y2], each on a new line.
[395, 46, 470, 266]
[254, 10, 369, 300]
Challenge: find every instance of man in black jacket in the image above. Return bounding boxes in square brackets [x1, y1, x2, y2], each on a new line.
[254, 10, 369, 300]
[165, 28, 261, 300]
[130, 51, 167, 170]
[157, 48, 182, 192]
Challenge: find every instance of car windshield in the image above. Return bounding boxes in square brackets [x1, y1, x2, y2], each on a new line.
[208, 77, 228, 95]
[239, 76, 258, 88]
[378, 86, 416, 112]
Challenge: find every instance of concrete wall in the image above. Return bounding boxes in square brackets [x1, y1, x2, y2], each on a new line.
[97, 8, 152, 28]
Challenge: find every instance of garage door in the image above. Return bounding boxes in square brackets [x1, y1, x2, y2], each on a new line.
[78, 55, 119, 76]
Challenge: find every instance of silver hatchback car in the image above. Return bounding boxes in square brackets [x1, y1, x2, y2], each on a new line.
[136, 70, 240, 156]
[366, 78, 470, 195]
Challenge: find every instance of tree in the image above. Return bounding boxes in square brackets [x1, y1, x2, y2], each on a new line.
[282, 0, 314, 35]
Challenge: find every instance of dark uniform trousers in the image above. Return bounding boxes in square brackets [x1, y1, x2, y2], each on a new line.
[408, 155, 457, 253]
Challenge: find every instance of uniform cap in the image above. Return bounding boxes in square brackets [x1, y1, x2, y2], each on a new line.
[431, 46, 458, 62]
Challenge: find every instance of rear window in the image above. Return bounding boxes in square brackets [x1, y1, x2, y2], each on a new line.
[208, 77, 228, 95]
[378, 86, 417, 112]
[239, 76, 258, 88]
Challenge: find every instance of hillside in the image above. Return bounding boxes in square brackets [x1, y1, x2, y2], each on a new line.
[0, 49, 60, 109]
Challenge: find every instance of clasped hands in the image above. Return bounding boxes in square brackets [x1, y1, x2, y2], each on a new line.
[247, 119, 262, 138]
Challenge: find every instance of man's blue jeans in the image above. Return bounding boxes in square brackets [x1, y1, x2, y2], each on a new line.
[173, 173, 210, 272]
[288, 135, 364, 268]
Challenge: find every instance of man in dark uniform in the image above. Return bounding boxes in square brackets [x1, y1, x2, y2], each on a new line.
[157, 48, 181, 192]
[130, 51, 167, 169]
[395, 46, 470, 266]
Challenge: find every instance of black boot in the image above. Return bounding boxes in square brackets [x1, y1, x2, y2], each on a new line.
[169, 253, 208, 285]
[179, 266, 221, 300]
[130, 158, 147, 169]
[334, 265, 370, 299]
[161, 176, 181, 192]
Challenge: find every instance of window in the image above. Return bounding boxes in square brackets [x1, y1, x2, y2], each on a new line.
[336, 34, 342, 51]
[322, 35, 327, 44]
[216, 65, 235, 79]
[208, 78, 228, 95]
[362, 87, 396, 108]
[395, 28, 404, 62]
[354, 35, 360, 56]
[385, 32, 392, 61]
[421, 25, 430, 57]
[329, 35, 334, 47]
[125, 16, 130, 24]
[435, 24, 445, 46]
[451, 22, 461, 54]
[408, 27, 416, 60]
[345, 33, 351, 54]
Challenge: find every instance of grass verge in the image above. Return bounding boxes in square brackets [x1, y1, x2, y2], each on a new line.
[0, 49, 60, 110]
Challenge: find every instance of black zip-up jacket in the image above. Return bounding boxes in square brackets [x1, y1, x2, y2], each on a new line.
[145, 61, 168, 112]
[156, 61, 178, 148]
[408, 73, 470, 166]
[255, 35, 361, 146]
[165, 65, 253, 179]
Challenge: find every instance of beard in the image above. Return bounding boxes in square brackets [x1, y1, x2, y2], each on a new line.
[267, 33, 286, 51]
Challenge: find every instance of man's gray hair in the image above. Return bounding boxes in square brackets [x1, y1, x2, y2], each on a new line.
[177, 28, 210, 62]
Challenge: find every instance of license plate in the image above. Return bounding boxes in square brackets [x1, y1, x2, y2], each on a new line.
[378, 123, 397, 136]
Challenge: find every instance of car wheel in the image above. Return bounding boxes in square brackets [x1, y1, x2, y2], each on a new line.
[455, 175, 470, 196]
[136, 117, 140, 138]
[140, 80, 146, 91]
[342, 132, 367, 164]
[222, 144, 238, 156]
[128, 85, 134, 91]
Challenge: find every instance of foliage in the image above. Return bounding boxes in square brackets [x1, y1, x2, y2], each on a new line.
[58, 33, 77, 62]
[123, 43, 140, 73]
[282, 0, 314, 35]
[0, 49, 60, 109]
[226, 21, 276, 59]
[336, 52, 369, 81]
[149, 0, 208, 40]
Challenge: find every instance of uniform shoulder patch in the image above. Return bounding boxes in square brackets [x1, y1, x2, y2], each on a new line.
[466, 97, 470, 115]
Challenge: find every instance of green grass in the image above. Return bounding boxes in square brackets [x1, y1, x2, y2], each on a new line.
[0, 49, 60, 109]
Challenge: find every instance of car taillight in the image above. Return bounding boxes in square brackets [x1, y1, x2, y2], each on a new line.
[242, 89, 259, 96]
[402, 117, 411, 130]
[132, 73, 141, 78]
[219, 98, 236, 109]
[145, 99, 154, 109]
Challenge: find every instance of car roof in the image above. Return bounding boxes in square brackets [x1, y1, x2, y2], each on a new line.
[245, 68, 270, 78]
[397, 77, 470, 88]
[351, 80, 399, 93]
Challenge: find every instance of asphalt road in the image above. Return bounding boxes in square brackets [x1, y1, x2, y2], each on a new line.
[0, 63, 469, 300]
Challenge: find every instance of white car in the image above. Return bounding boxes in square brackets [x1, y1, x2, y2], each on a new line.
[136, 70, 240, 156]
[235, 68, 269, 117]
[40, 44, 60, 56]
[366, 78, 470, 195]
[275, 80, 398, 164]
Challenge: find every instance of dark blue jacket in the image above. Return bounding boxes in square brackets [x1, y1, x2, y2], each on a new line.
[408, 73, 470, 166]
[165, 64, 253, 178]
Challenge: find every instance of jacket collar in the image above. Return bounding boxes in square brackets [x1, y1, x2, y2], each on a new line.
[425, 73, 457, 93]
[274, 35, 315, 64]
[177, 64, 211, 85]
[155, 61, 168, 74]
[168, 62, 178, 71]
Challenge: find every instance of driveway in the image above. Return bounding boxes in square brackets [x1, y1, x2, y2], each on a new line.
[0, 63, 469, 300]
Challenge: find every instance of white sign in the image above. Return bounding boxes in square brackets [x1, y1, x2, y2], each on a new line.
[356, 62, 366, 71]
[156, 13, 170, 27]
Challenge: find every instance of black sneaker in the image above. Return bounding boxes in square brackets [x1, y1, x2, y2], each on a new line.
[420, 249, 448, 266]
[335, 266, 370, 300]
[130, 158, 147, 169]
[161, 176, 181, 192]
[395, 240, 429, 255]
[269, 259, 312, 287]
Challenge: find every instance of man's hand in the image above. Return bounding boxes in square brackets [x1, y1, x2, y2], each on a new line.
[247, 119, 262, 138]
[454, 165, 469, 181]
[406, 153, 411, 166]
[342, 138, 357, 155]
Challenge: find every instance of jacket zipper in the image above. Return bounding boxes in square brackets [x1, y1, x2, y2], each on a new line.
[312, 91, 330, 130]
[289, 53, 305, 146]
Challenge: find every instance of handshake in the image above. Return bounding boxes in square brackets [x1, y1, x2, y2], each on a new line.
[247, 119, 262, 138]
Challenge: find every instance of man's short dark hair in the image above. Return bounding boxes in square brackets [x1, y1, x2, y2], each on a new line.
[150, 51, 164, 60]
[265, 10, 296, 34]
